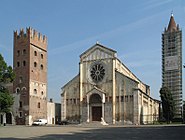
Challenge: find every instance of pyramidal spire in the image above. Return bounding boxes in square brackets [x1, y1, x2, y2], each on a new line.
[167, 12, 177, 32]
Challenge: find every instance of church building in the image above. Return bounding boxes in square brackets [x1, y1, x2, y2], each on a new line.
[61, 43, 159, 125]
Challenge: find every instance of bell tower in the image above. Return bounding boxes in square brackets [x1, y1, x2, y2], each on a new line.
[13, 27, 48, 125]
[162, 14, 183, 120]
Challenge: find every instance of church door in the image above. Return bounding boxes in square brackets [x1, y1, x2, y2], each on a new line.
[92, 106, 102, 121]
[6, 113, 12, 124]
[89, 94, 102, 121]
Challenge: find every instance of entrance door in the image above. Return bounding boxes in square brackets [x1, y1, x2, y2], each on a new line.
[92, 106, 102, 121]
[6, 113, 12, 124]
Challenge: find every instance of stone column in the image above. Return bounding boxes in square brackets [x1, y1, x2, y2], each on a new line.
[87, 103, 90, 122]
[112, 59, 116, 124]
[102, 94, 105, 120]
[3, 113, 6, 126]
[79, 62, 83, 123]
[102, 102, 105, 120]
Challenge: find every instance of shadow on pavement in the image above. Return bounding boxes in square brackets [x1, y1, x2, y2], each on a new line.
[1, 125, 185, 140]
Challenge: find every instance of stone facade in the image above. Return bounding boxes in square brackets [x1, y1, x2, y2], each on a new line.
[47, 99, 61, 125]
[12, 27, 47, 125]
[61, 43, 160, 125]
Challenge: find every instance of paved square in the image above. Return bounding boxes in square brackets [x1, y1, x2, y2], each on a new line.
[0, 125, 185, 140]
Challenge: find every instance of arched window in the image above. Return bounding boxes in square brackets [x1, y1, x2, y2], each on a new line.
[40, 64, 43, 70]
[17, 50, 20, 56]
[17, 62, 20, 67]
[34, 89, 37, 94]
[22, 87, 27, 91]
[19, 77, 23, 83]
[41, 91, 44, 95]
[16, 87, 20, 93]
[34, 62, 37, 67]
[34, 51, 37, 56]
[23, 61, 26, 66]
[41, 54, 43, 59]
[23, 49, 26, 55]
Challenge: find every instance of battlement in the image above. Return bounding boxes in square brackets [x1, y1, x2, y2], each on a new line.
[14, 27, 47, 44]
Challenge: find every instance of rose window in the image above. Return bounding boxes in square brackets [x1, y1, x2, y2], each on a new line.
[90, 63, 105, 83]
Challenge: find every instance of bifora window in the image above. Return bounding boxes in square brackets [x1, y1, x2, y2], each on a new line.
[90, 62, 105, 83]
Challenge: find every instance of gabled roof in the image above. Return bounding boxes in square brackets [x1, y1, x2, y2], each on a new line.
[80, 42, 117, 59]
[87, 86, 107, 95]
[167, 14, 177, 32]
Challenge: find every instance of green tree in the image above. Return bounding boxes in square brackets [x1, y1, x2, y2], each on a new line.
[0, 53, 14, 114]
[160, 87, 175, 123]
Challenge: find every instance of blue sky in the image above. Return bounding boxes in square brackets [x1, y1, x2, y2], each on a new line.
[0, 0, 185, 103]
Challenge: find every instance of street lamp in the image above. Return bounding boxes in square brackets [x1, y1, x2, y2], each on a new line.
[183, 64, 185, 123]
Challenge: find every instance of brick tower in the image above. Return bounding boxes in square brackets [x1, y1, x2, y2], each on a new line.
[13, 27, 47, 125]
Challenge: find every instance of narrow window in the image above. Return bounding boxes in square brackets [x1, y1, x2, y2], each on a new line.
[17, 50, 20, 56]
[121, 96, 124, 102]
[40, 64, 43, 70]
[116, 96, 119, 102]
[34, 62, 37, 67]
[41, 54, 43, 59]
[23, 49, 26, 55]
[17, 62, 20, 67]
[34, 89, 37, 94]
[16, 87, 20, 93]
[73, 99, 76, 104]
[23, 61, 26, 66]
[34, 51, 37, 56]
[19, 77, 23, 83]
[19, 101, 22, 108]
[19, 112, 23, 118]
[38, 102, 40, 108]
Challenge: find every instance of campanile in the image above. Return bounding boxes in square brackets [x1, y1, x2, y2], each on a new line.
[13, 27, 47, 125]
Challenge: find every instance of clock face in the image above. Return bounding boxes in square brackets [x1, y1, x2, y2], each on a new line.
[90, 62, 105, 83]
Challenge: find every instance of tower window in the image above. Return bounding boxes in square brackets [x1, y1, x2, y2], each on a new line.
[41, 54, 43, 59]
[19, 76, 23, 83]
[34, 89, 37, 94]
[19, 112, 23, 118]
[16, 87, 20, 93]
[23, 61, 26, 66]
[22, 87, 27, 91]
[17, 50, 20, 56]
[41, 91, 44, 95]
[19, 101, 22, 108]
[34, 51, 37, 56]
[23, 49, 26, 55]
[41, 64, 43, 70]
[34, 62, 37, 67]
[38, 102, 40, 108]
[17, 62, 20, 67]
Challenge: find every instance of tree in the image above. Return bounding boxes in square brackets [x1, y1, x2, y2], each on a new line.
[0, 87, 14, 113]
[160, 87, 175, 123]
[0, 53, 14, 114]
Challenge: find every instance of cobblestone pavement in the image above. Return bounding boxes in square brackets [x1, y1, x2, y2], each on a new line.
[0, 124, 185, 140]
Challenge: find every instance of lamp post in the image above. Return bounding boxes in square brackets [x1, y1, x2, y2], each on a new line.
[183, 64, 185, 123]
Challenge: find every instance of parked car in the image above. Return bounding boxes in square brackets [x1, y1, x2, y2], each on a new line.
[58, 120, 70, 125]
[32, 119, 47, 126]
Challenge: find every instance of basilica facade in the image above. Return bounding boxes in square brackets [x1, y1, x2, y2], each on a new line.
[61, 43, 160, 125]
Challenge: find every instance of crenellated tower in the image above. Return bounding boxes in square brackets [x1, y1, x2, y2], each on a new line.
[13, 27, 48, 125]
